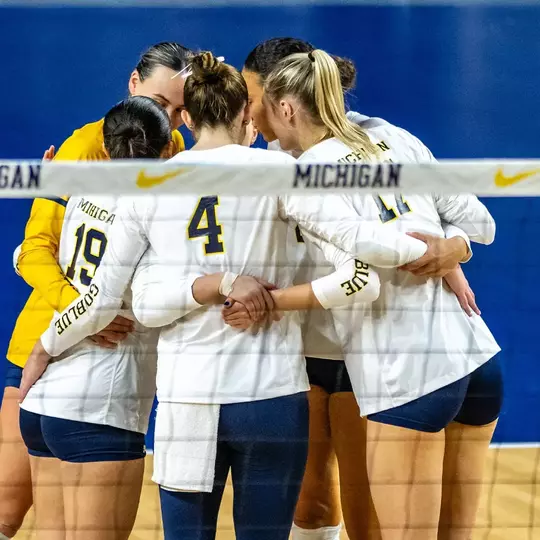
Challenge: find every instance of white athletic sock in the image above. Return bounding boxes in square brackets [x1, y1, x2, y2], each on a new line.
[0, 533, 11, 540]
[291, 523, 342, 540]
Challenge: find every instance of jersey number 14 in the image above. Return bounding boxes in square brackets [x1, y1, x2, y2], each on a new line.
[373, 194, 411, 223]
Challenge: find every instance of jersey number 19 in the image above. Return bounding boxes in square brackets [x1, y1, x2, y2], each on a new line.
[65, 224, 108, 286]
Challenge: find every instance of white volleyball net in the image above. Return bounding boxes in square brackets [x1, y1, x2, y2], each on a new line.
[1, 160, 540, 196]
[2, 159, 539, 540]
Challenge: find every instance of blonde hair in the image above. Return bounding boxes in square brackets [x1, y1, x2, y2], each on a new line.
[264, 49, 381, 161]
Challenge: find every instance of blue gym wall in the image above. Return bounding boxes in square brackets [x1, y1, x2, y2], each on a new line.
[0, 2, 539, 443]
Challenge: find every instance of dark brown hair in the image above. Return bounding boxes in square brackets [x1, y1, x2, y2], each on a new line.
[103, 96, 171, 159]
[184, 52, 248, 134]
[244, 37, 356, 91]
[136, 42, 193, 81]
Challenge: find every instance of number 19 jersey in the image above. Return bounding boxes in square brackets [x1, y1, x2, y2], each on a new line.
[21, 196, 159, 434]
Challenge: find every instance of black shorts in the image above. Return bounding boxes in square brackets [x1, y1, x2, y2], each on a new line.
[19, 409, 146, 463]
[305, 357, 353, 394]
[4, 359, 23, 389]
[368, 355, 503, 433]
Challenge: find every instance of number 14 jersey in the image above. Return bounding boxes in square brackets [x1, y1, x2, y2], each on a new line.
[298, 135, 500, 415]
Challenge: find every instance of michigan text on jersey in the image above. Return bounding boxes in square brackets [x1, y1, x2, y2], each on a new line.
[0, 164, 40, 189]
[77, 198, 116, 224]
[293, 163, 402, 189]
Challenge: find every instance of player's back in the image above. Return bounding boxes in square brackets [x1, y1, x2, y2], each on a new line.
[295, 133, 445, 361]
[298, 136, 499, 415]
[23, 195, 158, 434]
[139, 145, 307, 405]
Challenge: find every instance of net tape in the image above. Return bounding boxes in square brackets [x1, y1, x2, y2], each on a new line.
[1, 160, 539, 197]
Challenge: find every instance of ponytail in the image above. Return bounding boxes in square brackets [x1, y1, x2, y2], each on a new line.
[311, 50, 380, 162]
[265, 49, 381, 161]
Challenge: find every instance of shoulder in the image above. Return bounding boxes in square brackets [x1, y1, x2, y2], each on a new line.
[347, 110, 436, 162]
[247, 147, 295, 164]
[54, 119, 106, 161]
[31, 195, 69, 214]
[298, 139, 348, 162]
[368, 122, 436, 163]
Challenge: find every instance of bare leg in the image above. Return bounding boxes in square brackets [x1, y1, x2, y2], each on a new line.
[29, 455, 65, 540]
[0, 387, 33, 537]
[367, 420, 445, 540]
[294, 386, 341, 531]
[329, 392, 381, 540]
[61, 458, 144, 540]
[438, 420, 498, 540]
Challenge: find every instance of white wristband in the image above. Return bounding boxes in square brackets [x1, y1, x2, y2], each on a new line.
[219, 272, 239, 297]
[13, 244, 22, 276]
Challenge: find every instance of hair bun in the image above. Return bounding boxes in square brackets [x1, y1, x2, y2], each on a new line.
[112, 124, 145, 141]
[330, 54, 357, 91]
[191, 51, 227, 84]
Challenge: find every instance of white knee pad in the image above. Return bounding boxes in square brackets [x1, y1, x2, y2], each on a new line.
[291, 524, 342, 540]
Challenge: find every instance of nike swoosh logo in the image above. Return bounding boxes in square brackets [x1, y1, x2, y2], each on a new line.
[494, 168, 540, 187]
[136, 168, 189, 189]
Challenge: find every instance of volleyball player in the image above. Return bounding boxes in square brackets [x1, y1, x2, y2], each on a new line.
[0, 41, 191, 539]
[262, 48, 501, 540]
[17, 96, 179, 540]
[242, 37, 482, 540]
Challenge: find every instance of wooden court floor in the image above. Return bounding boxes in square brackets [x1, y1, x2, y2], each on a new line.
[16, 447, 539, 539]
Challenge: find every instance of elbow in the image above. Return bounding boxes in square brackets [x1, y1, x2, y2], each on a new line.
[132, 297, 200, 328]
[363, 273, 381, 303]
[320, 261, 381, 308]
[132, 300, 167, 329]
[16, 251, 31, 279]
[13, 244, 22, 276]
[484, 219, 496, 245]
[472, 218, 496, 246]
[350, 269, 380, 305]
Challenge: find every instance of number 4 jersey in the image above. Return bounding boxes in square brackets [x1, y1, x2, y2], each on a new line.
[21, 195, 159, 434]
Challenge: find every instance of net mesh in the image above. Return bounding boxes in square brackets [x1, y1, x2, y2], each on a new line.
[1, 160, 538, 540]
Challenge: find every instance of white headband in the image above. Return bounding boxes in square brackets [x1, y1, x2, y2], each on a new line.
[171, 56, 226, 80]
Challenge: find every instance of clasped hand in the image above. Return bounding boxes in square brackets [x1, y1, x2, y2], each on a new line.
[222, 233, 478, 331]
[221, 275, 282, 330]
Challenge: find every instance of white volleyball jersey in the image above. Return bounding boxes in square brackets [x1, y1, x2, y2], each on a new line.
[21, 196, 158, 434]
[39, 145, 428, 406]
[292, 114, 480, 361]
[298, 136, 499, 415]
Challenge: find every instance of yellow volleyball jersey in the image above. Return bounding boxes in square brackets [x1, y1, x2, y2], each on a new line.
[7, 119, 185, 367]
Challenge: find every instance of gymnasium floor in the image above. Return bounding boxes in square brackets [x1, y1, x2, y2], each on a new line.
[16, 447, 540, 539]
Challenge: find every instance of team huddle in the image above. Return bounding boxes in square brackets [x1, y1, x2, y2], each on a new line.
[0, 39, 502, 540]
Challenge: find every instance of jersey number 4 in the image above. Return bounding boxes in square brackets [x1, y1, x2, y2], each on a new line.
[188, 196, 225, 255]
[65, 224, 108, 286]
[373, 195, 411, 223]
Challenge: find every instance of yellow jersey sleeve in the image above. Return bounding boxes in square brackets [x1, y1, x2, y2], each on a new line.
[18, 197, 79, 312]
[17, 120, 107, 312]
[172, 130, 185, 154]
